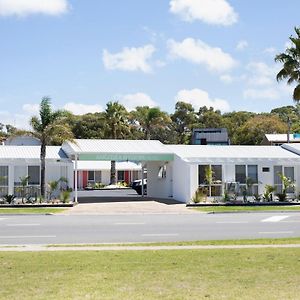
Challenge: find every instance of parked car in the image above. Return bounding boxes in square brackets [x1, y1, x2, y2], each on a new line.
[131, 179, 147, 195]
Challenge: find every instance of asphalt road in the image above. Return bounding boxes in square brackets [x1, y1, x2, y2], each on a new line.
[0, 212, 299, 245]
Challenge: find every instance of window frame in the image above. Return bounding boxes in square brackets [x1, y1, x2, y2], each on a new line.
[198, 164, 223, 197]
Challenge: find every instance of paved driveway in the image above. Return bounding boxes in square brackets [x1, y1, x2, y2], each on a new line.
[66, 188, 197, 215]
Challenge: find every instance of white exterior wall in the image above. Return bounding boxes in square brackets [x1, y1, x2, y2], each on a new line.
[172, 159, 300, 203]
[0, 159, 73, 196]
[147, 161, 173, 199]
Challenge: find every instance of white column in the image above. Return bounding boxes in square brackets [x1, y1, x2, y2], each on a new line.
[8, 164, 14, 195]
[74, 155, 78, 203]
[141, 164, 144, 197]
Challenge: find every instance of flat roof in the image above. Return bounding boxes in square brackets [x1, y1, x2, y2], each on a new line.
[168, 145, 300, 163]
[0, 146, 68, 160]
[265, 134, 300, 142]
[62, 139, 174, 161]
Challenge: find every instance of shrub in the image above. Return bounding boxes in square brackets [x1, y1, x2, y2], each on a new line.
[60, 190, 72, 204]
[191, 187, 208, 203]
[3, 194, 16, 204]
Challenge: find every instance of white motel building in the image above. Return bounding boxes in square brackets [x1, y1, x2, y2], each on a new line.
[1, 138, 300, 203]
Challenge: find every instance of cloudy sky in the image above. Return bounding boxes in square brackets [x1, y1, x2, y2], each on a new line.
[0, 0, 299, 128]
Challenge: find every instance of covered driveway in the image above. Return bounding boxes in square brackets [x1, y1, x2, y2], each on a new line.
[62, 139, 174, 202]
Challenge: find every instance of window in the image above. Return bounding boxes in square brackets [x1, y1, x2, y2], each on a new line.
[262, 167, 270, 172]
[158, 165, 167, 179]
[274, 166, 295, 193]
[198, 165, 222, 197]
[14, 166, 27, 186]
[235, 165, 258, 195]
[28, 166, 40, 185]
[118, 171, 125, 182]
[0, 166, 8, 196]
[0, 166, 8, 186]
[88, 171, 95, 182]
[235, 165, 246, 184]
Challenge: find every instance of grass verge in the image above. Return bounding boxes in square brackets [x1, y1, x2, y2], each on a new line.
[0, 208, 66, 214]
[46, 237, 300, 248]
[0, 248, 299, 299]
[193, 205, 300, 213]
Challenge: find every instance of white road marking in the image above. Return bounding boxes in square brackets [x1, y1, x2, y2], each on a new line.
[259, 231, 293, 234]
[0, 218, 8, 221]
[114, 223, 145, 225]
[6, 224, 40, 227]
[261, 216, 290, 222]
[0, 235, 56, 239]
[141, 233, 178, 237]
[216, 221, 249, 224]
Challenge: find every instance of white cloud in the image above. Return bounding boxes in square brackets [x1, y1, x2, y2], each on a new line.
[168, 38, 236, 73]
[63, 102, 103, 115]
[175, 88, 230, 112]
[102, 45, 156, 73]
[264, 47, 277, 55]
[169, 0, 238, 25]
[119, 93, 157, 111]
[220, 74, 233, 84]
[236, 40, 248, 51]
[0, 0, 69, 17]
[243, 88, 280, 100]
[22, 103, 39, 114]
[245, 61, 277, 86]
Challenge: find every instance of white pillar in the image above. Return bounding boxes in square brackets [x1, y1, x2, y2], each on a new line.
[8, 164, 14, 195]
[141, 164, 144, 197]
[74, 155, 78, 203]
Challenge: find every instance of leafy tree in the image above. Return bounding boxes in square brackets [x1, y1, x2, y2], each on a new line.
[171, 101, 197, 144]
[28, 97, 74, 199]
[236, 115, 287, 145]
[222, 111, 256, 144]
[130, 106, 171, 140]
[104, 101, 129, 184]
[275, 27, 300, 101]
[197, 106, 223, 128]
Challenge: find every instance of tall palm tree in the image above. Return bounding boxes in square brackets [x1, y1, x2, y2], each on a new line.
[29, 97, 74, 199]
[104, 101, 129, 185]
[275, 27, 300, 101]
[131, 106, 170, 140]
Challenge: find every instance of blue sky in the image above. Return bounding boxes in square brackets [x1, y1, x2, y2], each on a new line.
[0, 0, 299, 129]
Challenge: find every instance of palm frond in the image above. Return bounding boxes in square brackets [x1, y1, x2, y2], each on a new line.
[293, 84, 300, 102]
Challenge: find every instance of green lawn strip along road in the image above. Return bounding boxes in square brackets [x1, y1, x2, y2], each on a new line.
[0, 208, 66, 214]
[193, 205, 300, 213]
[46, 237, 300, 248]
[1, 248, 299, 299]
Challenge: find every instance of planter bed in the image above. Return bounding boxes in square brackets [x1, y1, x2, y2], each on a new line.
[187, 201, 300, 207]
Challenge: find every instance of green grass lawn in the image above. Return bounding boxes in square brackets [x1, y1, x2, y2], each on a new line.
[0, 248, 299, 300]
[0, 208, 66, 214]
[47, 237, 300, 247]
[193, 205, 300, 213]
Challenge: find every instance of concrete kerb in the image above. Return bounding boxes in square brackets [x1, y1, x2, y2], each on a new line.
[1, 244, 300, 252]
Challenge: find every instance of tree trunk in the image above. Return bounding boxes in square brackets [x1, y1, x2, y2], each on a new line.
[40, 143, 46, 200]
[110, 160, 117, 185]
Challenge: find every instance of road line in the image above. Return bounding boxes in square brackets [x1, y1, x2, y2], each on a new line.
[114, 223, 145, 225]
[259, 231, 293, 234]
[216, 221, 249, 224]
[261, 216, 290, 222]
[141, 233, 178, 237]
[6, 224, 40, 227]
[0, 235, 56, 239]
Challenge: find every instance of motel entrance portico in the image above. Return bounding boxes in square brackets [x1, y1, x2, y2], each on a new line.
[61, 139, 174, 202]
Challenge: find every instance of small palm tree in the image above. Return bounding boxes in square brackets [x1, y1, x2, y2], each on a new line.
[275, 27, 300, 101]
[27, 97, 74, 199]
